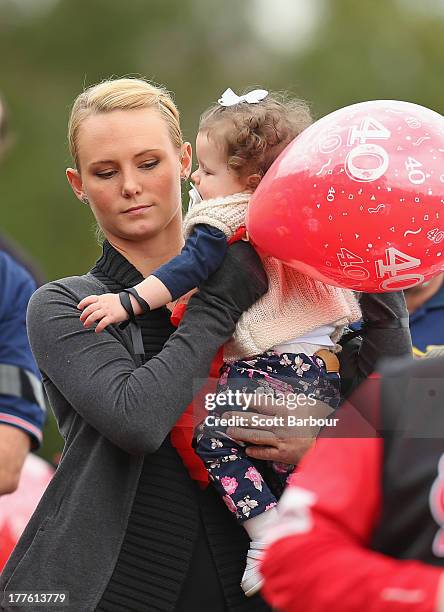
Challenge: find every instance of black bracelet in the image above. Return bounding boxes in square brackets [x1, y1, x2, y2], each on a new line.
[118, 291, 146, 356]
[118, 288, 150, 329]
[121, 287, 151, 315]
[118, 291, 136, 329]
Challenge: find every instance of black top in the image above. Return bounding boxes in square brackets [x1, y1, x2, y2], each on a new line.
[370, 356, 444, 564]
[93, 242, 270, 612]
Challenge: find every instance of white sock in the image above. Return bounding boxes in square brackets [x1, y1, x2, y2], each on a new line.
[243, 507, 278, 542]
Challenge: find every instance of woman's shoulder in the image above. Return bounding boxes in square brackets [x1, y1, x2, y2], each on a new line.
[28, 273, 105, 314]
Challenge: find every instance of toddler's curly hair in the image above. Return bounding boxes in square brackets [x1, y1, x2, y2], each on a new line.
[199, 90, 313, 183]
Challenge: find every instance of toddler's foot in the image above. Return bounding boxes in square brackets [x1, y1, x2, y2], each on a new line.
[240, 541, 266, 597]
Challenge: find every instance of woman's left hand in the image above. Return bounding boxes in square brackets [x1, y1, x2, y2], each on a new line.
[223, 395, 334, 465]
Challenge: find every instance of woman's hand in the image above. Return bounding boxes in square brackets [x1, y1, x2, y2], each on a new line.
[77, 293, 129, 332]
[339, 291, 412, 399]
[222, 394, 334, 465]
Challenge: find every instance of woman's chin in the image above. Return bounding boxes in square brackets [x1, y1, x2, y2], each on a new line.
[116, 220, 170, 242]
[102, 208, 182, 244]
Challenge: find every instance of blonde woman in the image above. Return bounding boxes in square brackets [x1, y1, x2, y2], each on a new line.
[0, 78, 268, 612]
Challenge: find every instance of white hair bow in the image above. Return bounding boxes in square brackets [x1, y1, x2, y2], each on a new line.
[218, 88, 269, 107]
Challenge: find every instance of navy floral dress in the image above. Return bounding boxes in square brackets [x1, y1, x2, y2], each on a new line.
[196, 350, 340, 523]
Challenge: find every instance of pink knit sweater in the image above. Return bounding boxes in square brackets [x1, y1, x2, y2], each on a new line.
[183, 193, 362, 361]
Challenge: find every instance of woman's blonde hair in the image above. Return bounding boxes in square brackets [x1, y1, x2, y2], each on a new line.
[68, 77, 183, 169]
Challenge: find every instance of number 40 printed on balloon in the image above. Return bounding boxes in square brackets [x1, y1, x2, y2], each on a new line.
[247, 100, 444, 292]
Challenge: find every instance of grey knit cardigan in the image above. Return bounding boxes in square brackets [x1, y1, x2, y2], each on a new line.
[0, 242, 268, 612]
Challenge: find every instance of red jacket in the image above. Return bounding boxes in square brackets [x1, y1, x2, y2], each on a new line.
[261, 367, 444, 612]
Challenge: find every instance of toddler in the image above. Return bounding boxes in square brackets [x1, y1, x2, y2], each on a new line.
[78, 87, 361, 597]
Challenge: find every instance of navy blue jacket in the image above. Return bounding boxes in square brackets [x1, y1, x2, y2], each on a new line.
[410, 283, 444, 353]
[153, 224, 227, 300]
[0, 251, 45, 447]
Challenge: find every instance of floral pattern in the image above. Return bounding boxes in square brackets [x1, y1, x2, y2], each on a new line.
[279, 353, 292, 367]
[221, 476, 238, 495]
[195, 349, 341, 524]
[237, 495, 259, 518]
[222, 495, 237, 514]
[244, 467, 263, 492]
[291, 355, 312, 376]
[221, 453, 239, 463]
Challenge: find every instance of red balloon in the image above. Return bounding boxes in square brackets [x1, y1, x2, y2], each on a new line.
[247, 100, 444, 291]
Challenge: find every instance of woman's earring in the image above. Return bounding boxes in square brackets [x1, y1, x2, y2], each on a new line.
[81, 195, 89, 204]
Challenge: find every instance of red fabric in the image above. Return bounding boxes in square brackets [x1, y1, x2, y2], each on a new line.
[228, 226, 247, 244]
[0, 521, 16, 572]
[261, 403, 442, 612]
[169, 227, 246, 488]
[170, 302, 187, 327]
[169, 410, 208, 489]
[169, 339, 223, 489]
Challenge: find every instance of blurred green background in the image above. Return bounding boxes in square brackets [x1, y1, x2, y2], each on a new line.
[1, 0, 443, 463]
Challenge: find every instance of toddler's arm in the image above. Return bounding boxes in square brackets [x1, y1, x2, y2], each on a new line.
[78, 225, 227, 332]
